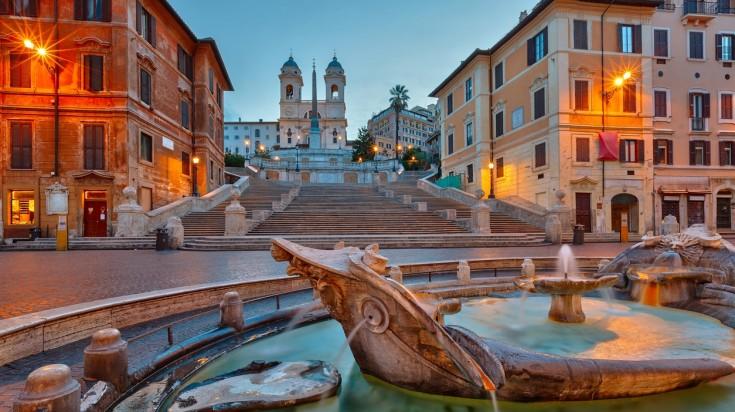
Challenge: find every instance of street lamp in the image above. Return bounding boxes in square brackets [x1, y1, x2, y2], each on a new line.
[258, 144, 265, 168]
[604, 71, 632, 105]
[24, 38, 60, 176]
[488, 162, 495, 199]
[192, 156, 200, 197]
[373, 145, 379, 172]
[296, 135, 301, 172]
[244, 139, 250, 161]
[338, 135, 342, 150]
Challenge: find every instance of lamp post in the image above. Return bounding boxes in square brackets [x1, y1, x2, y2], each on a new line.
[296, 135, 301, 172]
[244, 139, 250, 162]
[488, 161, 495, 199]
[601, 70, 633, 199]
[373, 145, 379, 173]
[258, 144, 265, 168]
[396, 143, 402, 172]
[192, 156, 200, 197]
[24, 38, 60, 176]
[338, 135, 342, 150]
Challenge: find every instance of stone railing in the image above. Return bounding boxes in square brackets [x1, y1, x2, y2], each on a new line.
[488, 196, 548, 229]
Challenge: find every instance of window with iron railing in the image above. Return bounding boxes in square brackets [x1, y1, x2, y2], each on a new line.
[683, 1, 719, 15]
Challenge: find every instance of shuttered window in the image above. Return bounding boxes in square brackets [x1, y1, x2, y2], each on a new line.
[495, 111, 504, 138]
[494, 62, 503, 89]
[576, 138, 590, 162]
[722, 93, 733, 120]
[689, 31, 705, 59]
[136, 1, 156, 46]
[10, 53, 31, 88]
[177, 45, 193, 79]
[10, 122, 32, 169]
[6, 0, 37, 16]
[716, 34, 734, 61]
[623, 83, 636, 113]
[496, 157, 504, 178]
[466, 164, 474, 183]
[140, 68, 152, 105]
[533, 88, 546, 119]
[654, 29, 669, 58]
[84, 55, 104, 92]
[689, 140, 710, 166]
[574, 80, 589, 111]
[74, 0, 111, 22]
[447, 93, 453, 114]
[618, 24, 641, 53]
[654, 90, 668, 118]
[140, 132, 153, 163]
[180, 100, 191, 129]
[527, 27, 548, 65]
[720, 141, 735, 166]
[447, 134, 454, 155]
[620, 139, 644, 163]
[83, 124, 105, 170]
[535, 142, 547, 168]
[654, 139, 673, 165]
[573, 20, 588, 50]
[181, 152, 191, 176]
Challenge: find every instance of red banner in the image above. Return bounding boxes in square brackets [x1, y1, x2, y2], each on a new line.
[598, 131, 619, 161]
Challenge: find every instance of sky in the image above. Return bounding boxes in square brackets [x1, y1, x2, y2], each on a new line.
[170, 0, 540, 139]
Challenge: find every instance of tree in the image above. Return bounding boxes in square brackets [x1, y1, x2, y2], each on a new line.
[401, 147, 427, 171]
[224, 152, 245, 167]
[389, 85, 410, 168]
[352, 127, 376, 162]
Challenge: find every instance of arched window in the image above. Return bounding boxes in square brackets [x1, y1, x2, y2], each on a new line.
[331, 84, 339, 99]
[286, 84, 294, 99]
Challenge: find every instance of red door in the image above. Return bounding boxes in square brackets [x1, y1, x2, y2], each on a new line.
[83, 198, 108, 237]
[575, 193, 592, 232]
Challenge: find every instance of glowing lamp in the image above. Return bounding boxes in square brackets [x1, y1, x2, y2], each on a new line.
[192, 156, 200, 164]
[23, 39, 35, 49]
[488, 162, 494, 170]
[36, 47, 47, 57]
[614, 77, 624, 87]
[623, 71, 632, 80]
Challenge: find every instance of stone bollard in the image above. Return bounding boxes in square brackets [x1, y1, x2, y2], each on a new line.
[545, 214, 562, 244]
[470, 202, 491, 233]
[401, 194, 412, 205]
[14, 364, 80, 412]
[166, 216, 185, 249]
[457, 260, 471, 284]
[661, 214, 680, 235]
[521, 258, 535, 277]
[83, 328, 129, 391]
[414, 202, 427, 212]
[440, 209, 457, 220]
[224, 190, 248, 237]
[219, 291, 244, 331]
[384, 190, 395, 198]
[388, 266, 403, 283]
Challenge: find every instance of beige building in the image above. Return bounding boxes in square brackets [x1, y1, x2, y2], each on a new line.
[432, 0, 735, 235]
[367, 105, 436, 158]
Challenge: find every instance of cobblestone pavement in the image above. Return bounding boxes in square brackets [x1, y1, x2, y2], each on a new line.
[0, 243, 630, 319]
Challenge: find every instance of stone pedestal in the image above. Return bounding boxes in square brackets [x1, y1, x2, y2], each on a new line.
[470, 202, 491, 233]
[166, 217, 185, 249]
[414, 202, 427, 212]
[385, 190, 395, 198]
[545, 214, 562, 244]
[83, 328, 129, 391]
[548, 294, 585, 323]
[224, 192, 248, 237]
[521, 258, 535, 277]
[401, 195, 412, 205]
[440, 209, 457, 220]
[388, 266, 403, 283]
[661, 214, 680, 235]
[115, 186, 148, 237]
[457, 260, 471, 284]
[219, 291, 244, 330]
[546, 190, 572, 236]
[14, 364, 80, 412]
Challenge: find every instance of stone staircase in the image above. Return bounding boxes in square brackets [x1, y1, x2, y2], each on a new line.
[386, 176, 543, 234]
[180, 178, 295, 237]
[248, 184, 469, 235]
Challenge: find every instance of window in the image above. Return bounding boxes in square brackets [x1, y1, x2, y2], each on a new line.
[722, 93, 734, 120]
[654, 29, 669, 58]
[331, 84, 339, 99]
[720, 141, 735, 166]
[573, 20, 588, 50]
[494, 62, 504, 89]
[574, 80, 589, 111]
[139, 68, 151, 105]
[576, 137, 590, 162]
[511, 107, 524, 129]
[620, 139, 644, 163]
[496, 157, 504, 178]
[689, 140, 710, 165]
[180, 100, 190, 129]
[177, 46, 193, 79]
[209, 160, 214, 180]
[216, 85, 223, 107]
[447, 133, 454, 155]
[527, 27, 548, 65]
[717, 34, 735, 61]
[688, 31, 705, 59]
[618, 24, 641, 53]
[75, 0, 110, 22]
[466, 164, 474, 183]
[3, 0, 37, 16]
[689, 92, 710, 131]
[286, 84, 294, 99]
[83, 124, 105, 170]
[9, 53, 31, 88]
[654, 139, 673, 165]
[447, 93, 454, 114]
[208, 68, 214, 92]
[10, 122, 32, 169]
[140, 132, 153, 163]
[255, 129, 261, 138]
[534, 142, 547, 168]
[654, 90, 669, 118]
[495, 111, 504, 137]
[9, 190, 35, 225]
[623, 83, 636, 113]
[465, 122, 473, 146]
[533, 88, 546, 119]
[84, 55, 104, 92]
[136, 2, 156, 46]
[465, 78, 473, 102]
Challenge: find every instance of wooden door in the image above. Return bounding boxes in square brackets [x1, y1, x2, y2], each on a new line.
[575, 193, 592, 232]
[83, 199, 108, 237]
[717, 197, 731, 228]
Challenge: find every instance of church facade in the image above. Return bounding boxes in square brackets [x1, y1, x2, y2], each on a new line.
[277, 56, 348, 149]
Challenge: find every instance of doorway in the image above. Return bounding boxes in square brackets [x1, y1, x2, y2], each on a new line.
[687, 195, 705, 226]
[717, 191, 732, 229]
[661, 196, 680, 223]
[575, 193, 592, 232]
[611, 193, 639, 233]
[83, 191, 108, 237]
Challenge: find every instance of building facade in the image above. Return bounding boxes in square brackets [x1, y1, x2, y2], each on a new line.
[367, 105, 436, 158]
[224, 119, 279, 155]
[432, 0, 735, 235]
[1, 0, 232, 238]
[278, 55, 348, 149]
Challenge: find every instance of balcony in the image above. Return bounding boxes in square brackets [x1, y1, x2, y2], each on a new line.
[682, 1, 718, 25]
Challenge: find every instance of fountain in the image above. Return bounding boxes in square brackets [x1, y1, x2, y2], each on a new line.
[514, 245, 618, 323]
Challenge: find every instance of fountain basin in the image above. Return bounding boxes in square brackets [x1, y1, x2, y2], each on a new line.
[627, 265, 725, 306]
[515, 275, 618, 323]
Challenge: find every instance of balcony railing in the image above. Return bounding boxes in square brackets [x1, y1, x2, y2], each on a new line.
[657, 2, 676, 11]
[691, 117, 707, 131]
[259, 159, 397, 172]
[682, 1, 719, 15]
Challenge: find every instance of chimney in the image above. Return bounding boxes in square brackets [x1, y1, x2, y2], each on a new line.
[519, 10, 528, 22]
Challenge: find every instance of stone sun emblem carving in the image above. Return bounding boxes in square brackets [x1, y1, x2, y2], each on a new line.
[654, 233, 704, 266]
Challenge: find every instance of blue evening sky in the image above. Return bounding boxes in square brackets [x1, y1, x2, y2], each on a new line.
[170, 0, 539, 138]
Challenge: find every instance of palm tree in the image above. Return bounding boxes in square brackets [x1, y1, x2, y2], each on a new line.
[389, 85, 410, 171]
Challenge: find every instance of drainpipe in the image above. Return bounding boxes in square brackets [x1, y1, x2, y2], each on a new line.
[600, 0, 614, 199]
[489, 54, 494, 200]
[53, 0, 60, 177]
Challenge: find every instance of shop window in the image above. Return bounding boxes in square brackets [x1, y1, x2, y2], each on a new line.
[10, 190, 35, 225]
